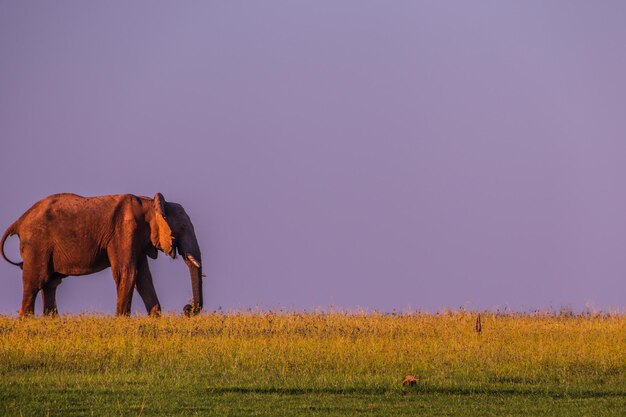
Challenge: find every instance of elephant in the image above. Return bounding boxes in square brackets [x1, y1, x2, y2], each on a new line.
[1, 193, 203, 317]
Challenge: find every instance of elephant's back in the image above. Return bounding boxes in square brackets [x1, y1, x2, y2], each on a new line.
[19, 194, 88, 224]
[16, 193, 132, 235]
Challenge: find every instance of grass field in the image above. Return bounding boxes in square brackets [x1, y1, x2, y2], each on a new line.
[1, 312, 625, 416]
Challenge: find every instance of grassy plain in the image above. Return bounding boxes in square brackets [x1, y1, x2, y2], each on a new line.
[0, 312, 624, 416]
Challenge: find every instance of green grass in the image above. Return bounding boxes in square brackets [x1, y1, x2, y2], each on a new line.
[1, 313, 624, 416]
[3, 373, 625, 416]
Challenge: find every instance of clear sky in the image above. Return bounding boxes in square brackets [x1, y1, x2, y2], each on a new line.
[1, 1, 626, 314]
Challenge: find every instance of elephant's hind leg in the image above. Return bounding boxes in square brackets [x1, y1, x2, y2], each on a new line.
[19, 281, 39, 317]
[19, 258, 49, 317]
[42, 274, 64, 316]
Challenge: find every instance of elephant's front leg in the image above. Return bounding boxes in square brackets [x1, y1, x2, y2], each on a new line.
[108, 233, 141, 316]
[135, 257, 161, 316]
[111, 264, 137, 316]
[115, 273, 135, 315]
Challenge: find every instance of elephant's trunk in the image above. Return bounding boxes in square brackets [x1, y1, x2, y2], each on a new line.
[188, 262, 203, 313]
[181, 234, 203, 316]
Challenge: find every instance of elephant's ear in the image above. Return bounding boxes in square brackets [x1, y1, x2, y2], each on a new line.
[151, 193, 174, 255]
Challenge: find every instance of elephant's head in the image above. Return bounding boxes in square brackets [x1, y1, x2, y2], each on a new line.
[149, 192, 203, 316]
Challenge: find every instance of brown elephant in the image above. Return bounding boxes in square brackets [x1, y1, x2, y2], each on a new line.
[1, 193, 203, 317]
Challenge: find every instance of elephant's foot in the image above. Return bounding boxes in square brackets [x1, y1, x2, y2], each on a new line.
[149, 304, 162, 317]
[43, 307, 59, 317]
[183, 303, 201, 317]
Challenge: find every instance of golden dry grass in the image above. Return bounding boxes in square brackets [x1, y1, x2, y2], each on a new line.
[1, 311, 624, 390]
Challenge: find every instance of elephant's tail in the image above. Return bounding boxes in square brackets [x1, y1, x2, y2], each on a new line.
[1, 222, 23, 269]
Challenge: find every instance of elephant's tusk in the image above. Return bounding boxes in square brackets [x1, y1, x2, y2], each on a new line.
[186, 255, 201, 269]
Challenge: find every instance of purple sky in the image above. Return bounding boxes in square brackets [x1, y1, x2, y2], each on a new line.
[1, 1, 626, 314]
